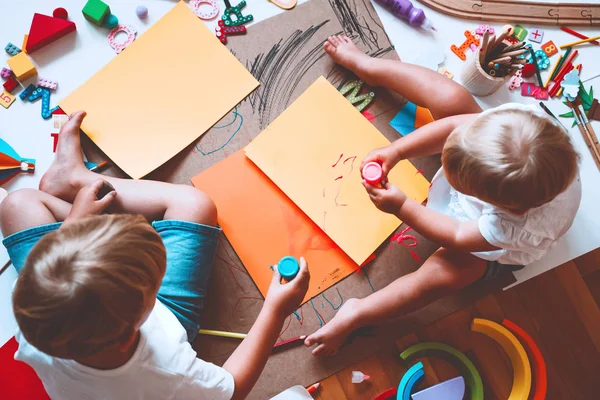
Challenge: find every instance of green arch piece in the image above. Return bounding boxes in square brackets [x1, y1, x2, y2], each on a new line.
[397, 362, 425, 400]
[400, 342, 484, 400]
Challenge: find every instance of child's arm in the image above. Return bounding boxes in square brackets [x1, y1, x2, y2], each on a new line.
[361, 113, 478, 176]
[223, 259, 310, 400]
[364, 182, 499, 253]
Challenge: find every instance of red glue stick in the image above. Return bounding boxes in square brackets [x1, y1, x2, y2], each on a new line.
[362, 162, 383, 185]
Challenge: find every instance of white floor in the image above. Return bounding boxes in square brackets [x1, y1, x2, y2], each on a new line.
[1, 0, 599, 345]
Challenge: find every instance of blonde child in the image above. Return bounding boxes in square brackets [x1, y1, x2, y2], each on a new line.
[304, 35, 581, 356]
[1, 111, 310, 399]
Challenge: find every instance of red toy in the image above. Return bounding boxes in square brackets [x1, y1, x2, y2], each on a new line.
[0, 338, 50, 400]
[3, 77, 18, 93]
[215, 20, 246, 44]
[25, 13, 76, 53]
[53, 7, 69, 20]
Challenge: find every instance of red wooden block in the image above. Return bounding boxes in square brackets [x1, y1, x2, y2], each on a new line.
[3, 77, 18, 93]
[0, 338, 50, 400]
[26, 13, 76, 53]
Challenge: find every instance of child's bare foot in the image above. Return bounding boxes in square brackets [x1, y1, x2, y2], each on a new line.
[323, 35, 377, 86]
[304, 298, 362, 356]
[39, 111, 92, 202]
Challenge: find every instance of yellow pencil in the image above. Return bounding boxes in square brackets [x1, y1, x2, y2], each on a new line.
[544, 54, 563, 89]
[560, 35, 600, 49]
[198, 329, 247, 339]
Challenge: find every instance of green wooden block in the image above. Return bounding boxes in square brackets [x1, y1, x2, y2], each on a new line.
[82, 0, 111, 26]
[512, 25, 528, 42]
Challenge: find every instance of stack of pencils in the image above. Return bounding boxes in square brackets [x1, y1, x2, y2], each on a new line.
[479, 25, 527, 78]
[567, 99, 600, 170]
[545, 46, 578, 98]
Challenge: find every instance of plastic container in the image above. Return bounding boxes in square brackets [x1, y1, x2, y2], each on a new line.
[362, 162, 383, 185]
[351, 371, 371, 383]
[278, 256, 300, 280]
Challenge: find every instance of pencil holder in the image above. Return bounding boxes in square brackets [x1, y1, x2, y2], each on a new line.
[460, 49, 510, 97]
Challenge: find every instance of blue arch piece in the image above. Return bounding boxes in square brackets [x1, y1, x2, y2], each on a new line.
[397, 362, 425, 400]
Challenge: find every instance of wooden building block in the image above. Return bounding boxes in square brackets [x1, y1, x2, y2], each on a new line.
[6, 52, 37, 82]
[3, 77, 18, 93]
[512, 25, 528, 42]
[0, 90, 16, 109]
[82, 0, 111, 26]
[26, 13, 76, 53]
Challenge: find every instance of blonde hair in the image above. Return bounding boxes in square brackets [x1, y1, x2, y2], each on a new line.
[13, 214, 166, 359]
[442, 108, 579, 211]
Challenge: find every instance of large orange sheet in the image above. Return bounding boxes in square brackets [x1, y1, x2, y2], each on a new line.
[245, 77, 430, 265]
[191, 150, 358, 302]
[60, 2, 259, 179]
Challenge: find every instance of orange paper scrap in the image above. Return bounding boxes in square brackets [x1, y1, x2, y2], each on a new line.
[191, 150, 358, 302]
[245, 77, 430, 265]
[60, 2, 259, 179]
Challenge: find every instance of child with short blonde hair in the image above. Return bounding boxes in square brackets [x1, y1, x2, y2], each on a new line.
[303, 36, 581, 356]
[2, 111, 310, 399]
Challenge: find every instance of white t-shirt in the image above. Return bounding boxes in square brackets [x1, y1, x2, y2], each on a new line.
[427, 168, 582, 265]
[15, 300, 235, 400]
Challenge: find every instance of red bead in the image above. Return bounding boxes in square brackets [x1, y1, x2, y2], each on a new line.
[522, 63, 536, 78]
[53, 7, 69, 20]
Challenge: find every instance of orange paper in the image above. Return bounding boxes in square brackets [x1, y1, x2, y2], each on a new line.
[245, 77, 430, 265]
[60, 2, 259, 179]
[191, 150, 358, 302]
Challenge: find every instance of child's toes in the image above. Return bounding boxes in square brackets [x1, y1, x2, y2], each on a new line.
[328, 35, 340, 46]
[312, 343, 327, 356]
[323, 42, 335, 54]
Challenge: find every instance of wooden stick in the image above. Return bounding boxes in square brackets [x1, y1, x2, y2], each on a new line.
[528, 47, 544, 88]
[496, 48, 526, 58]
[198, 329, 247, 339]
[273, 335, 307, 349]
[561, 27, 600, 45]
[544, 53, 563, 89]
[551, 47, 572, 80]
[480, 29, 491, 66]
[488, 56, 511, 65]
[501, 41, 525, 53]
[554, 49, 578, 81]
[560, 35, 600, 49]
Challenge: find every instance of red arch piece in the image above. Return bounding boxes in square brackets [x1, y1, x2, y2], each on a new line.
[502, 319, 547, 400]
[373, 387, 397, 400]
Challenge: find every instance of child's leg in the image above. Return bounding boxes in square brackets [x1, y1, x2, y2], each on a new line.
[39, 111, 216, 226]
[324, 36, 482, 120]
[305, 248, 487, 356]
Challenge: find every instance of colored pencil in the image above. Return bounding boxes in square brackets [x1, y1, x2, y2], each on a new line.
[538, 102, 568, 131]
[307, 382, 321, 394]
[544, 53, 563, 88]
[528, 47, 544, 88]
[549, 63, 573, 97]
[551, 47, 572, 80]
[559, 35, 600, 49]
[273, 335, 307, 349]
[198, 329, 247, 339]
[561, 27, 600, 45]
[554, 49, 578, 81]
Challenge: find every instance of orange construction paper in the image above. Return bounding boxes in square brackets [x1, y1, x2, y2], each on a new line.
[245, 77, 430, 265]
[191, 150, 358, 302]
[60, 2, 259, 179]
[414, 105, 434, 129]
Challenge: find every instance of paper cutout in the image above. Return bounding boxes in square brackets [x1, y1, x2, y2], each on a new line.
[60, 2, 259, 179]
[0, 338, 50, 400]
[191, 150, 358, 302]
[560, 69, 581, 101]
[0, 138, 36, 185]
[245, 77, 430, 265]
[389, 101, 434, 136]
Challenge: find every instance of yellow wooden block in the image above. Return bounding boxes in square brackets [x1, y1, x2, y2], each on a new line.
[0, 90, 16, 109]
[471, 318, 532, 400]
[22, 34, 29, 54]
[7, 52, 37, 82]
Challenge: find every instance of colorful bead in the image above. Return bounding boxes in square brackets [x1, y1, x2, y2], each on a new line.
[136, 5, 148, 19]
[53, 7, 69, 19]
[106, 14, 119, 29]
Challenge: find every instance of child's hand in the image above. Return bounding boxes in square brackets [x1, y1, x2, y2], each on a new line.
[264, 257, 310, 319]
[64, 179, 117, 224]
[360, 145, 401, 178]
[362, 180, 407, 215]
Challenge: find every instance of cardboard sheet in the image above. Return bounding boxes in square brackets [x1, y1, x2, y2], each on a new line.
[60, 2, 259, 179]
[245, 77, 430, 265]
[192, 150, 358, 303]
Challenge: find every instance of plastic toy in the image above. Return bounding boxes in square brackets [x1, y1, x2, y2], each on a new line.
[4, 43, 22, 56]
[6, 52, 37, 82]
[25, 13, 76, 53]
[136, 5, 149, 19]
[397, 362, 425, 400]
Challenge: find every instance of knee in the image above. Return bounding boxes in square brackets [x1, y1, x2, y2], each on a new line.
[172, 185, 218, 226]
[0, 189, 43, 229]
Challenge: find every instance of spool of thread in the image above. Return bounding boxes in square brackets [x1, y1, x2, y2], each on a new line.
[373, 0, 436, 31]
[362, 162, 383, 185]
[278, 256, 300, 280]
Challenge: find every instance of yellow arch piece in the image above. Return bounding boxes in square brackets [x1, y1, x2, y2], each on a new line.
[471, 318, 532, 400]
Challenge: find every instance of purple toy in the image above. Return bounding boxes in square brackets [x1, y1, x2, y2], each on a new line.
[374, 0, 436, 31]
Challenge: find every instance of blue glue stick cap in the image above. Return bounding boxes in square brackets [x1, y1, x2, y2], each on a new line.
[278, 256, 300, 280]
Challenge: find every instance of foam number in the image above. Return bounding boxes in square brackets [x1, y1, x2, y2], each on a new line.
[541, 40, 558, 57]
[108, 25, 137, 54]
[269, 0, 297, 9]
[190, 0, 219, 20]
[222, 0, 253, 27]
[339, 80, 375, 112]
[0, 90, 16, 109]
[526, 49, 550, 70]
[215, 20, 246, 44]
[451, 31, 480, 61]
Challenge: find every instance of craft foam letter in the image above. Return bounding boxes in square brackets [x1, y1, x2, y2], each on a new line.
[6, 52, 37, 82]
[542, 41, 558, 57]
[451, 31, 480, 61]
